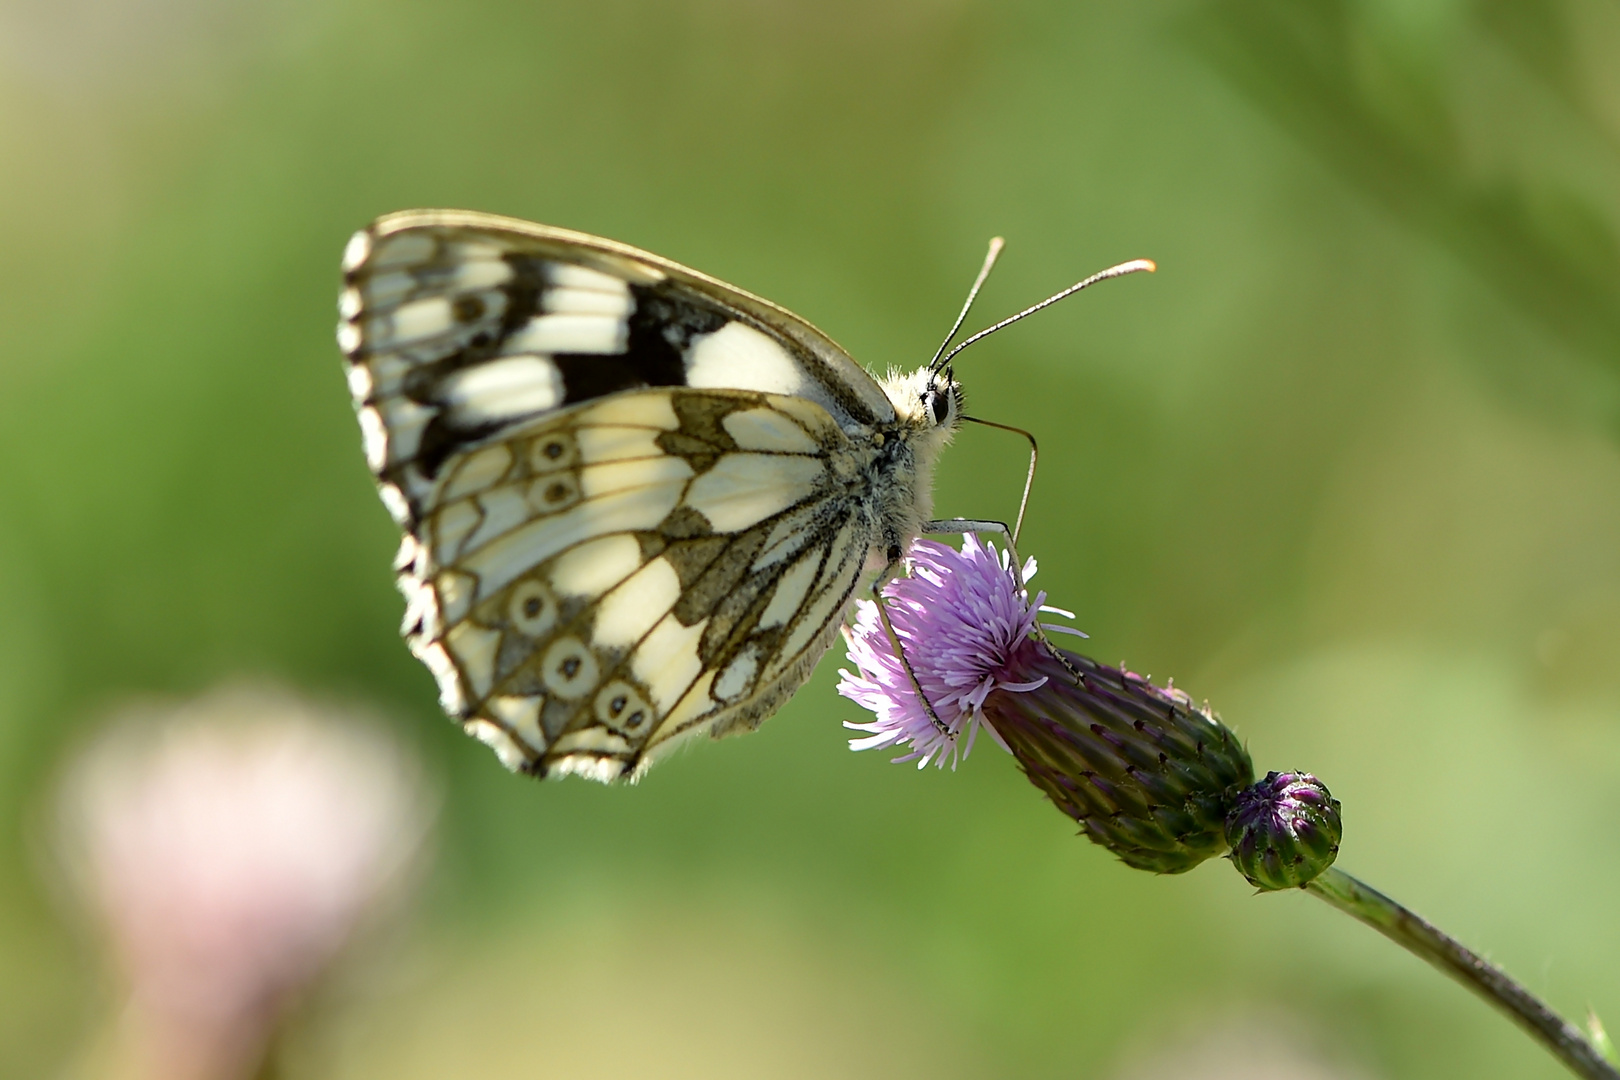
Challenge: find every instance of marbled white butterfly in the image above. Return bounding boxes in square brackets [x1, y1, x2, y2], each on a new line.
[338, 210, 1150, 782]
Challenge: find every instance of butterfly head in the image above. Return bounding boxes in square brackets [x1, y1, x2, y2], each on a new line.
[881, 364, 963, 437]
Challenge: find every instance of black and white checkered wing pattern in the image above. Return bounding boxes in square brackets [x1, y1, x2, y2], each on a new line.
[338, 212, 895, 781]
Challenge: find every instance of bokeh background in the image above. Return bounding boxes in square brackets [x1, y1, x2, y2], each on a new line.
[3, 0, 1619, 1076]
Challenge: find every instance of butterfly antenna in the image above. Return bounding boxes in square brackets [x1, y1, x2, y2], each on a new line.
[936, 258, 1156, 370]
[927, 237, 1006, 373]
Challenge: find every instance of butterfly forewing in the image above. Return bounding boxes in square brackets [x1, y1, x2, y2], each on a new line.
[338, 211, 926, 781]
[339, 211, 896, 532]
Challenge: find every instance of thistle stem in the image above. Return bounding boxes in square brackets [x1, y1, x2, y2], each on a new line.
[1306, 866, 1618, 1080]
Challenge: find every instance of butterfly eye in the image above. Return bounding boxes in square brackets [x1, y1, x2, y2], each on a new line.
[928, 389, 951, 425]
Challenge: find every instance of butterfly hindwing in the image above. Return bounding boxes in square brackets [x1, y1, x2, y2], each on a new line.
[393, 387, 876, 781]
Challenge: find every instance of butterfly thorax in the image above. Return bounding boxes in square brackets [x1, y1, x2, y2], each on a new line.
[867, 365, 960, 565]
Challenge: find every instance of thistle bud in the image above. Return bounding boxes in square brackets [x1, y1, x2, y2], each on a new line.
[1224, 771, 1342, 890]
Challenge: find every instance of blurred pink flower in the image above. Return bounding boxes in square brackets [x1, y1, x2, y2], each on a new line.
[54, 684, 433, 1080]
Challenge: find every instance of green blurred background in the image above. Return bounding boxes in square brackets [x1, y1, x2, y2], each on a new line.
[3, 0, 1619, 1076]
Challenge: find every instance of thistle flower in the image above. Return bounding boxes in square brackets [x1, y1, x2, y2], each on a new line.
[840, 536, 1254, 873]
[838, 534, 1047, 769]
[1224, 770, 1342, 890]
[53, 685, 434, 1080]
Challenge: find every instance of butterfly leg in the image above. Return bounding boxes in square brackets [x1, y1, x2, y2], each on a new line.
[922, 518, 1086, 685]
[870, 581, 954, 738]
[923, 517, 1030, 587]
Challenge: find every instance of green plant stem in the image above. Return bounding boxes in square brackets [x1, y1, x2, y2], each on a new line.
[1306, 867, 1618, 1080]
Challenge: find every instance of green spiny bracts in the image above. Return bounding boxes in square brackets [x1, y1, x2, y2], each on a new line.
[981, 646, 1255, 873]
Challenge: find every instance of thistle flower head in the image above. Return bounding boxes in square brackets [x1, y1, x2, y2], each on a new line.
[1224, 771, 1343, 890]
[838, 534, 1049, 768]
[841, 536, 1255, 873]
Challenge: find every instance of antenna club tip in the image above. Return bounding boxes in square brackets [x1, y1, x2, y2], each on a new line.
[1141, 259, 1157, 273]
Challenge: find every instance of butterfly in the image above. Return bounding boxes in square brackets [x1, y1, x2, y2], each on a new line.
[338, 209, 1151, 782]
